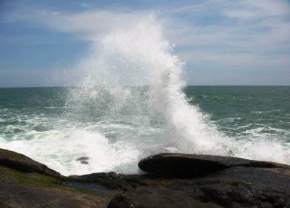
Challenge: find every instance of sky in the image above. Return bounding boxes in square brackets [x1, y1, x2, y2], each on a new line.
[0, 0, 290, 87]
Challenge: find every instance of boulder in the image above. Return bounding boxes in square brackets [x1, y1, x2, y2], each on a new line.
[0, 148, 117, 208]
[0, 148, 61, 177]
[76, 156, 89, 164]
[138, 153, 287, 177]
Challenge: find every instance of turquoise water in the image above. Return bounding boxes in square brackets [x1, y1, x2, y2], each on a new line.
[0, 86, 289, 175]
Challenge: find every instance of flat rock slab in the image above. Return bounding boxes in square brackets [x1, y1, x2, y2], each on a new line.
[138, 153, 288, 177]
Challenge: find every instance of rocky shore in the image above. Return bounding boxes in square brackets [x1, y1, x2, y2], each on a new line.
[0, 148, 289, 208]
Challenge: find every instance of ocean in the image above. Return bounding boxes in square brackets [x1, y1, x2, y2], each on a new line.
[1, 17, 290, 176]
[0, 86, 289, 176]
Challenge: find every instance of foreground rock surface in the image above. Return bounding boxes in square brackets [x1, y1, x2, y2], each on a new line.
[1, 149, 290, 208]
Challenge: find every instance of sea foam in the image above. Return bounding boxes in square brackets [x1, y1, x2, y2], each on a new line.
[0, 15, 289, 175]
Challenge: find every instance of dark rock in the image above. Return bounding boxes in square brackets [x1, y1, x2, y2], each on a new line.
[1, 148, 290, 208]
[194, 166, 290, 208]
[0, 148, 117, 208]
[198, 166, 290, 193]
[76, 156, 89, 161]
[138, 153, 290, 207]
[0, 148, 61, 177]
[108, 187, 223, 208]
[138, 153, 287, 177]
[69, 172, 144, 190]
[152, 166, 290, 208]
[76, 156, 89, 165]
[0, 183, 109, 208]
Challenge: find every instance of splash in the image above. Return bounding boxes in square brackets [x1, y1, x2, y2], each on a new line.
[1, 15, 289, 175]
[67, 15, 290, 165]
[68, 16, 232, 154]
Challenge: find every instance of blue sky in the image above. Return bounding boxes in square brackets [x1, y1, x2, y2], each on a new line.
[0, 0, 290, 86]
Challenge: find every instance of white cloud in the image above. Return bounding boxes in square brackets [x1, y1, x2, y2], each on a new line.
[162, 0, 290, 77]
[5, 8, 153, 42]
[3, 0, 290, 85]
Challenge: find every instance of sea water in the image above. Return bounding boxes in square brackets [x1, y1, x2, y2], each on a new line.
[0, 17, 289, 176]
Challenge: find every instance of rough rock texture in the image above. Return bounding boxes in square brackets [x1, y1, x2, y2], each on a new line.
[138, 153, 290, 208]
[1, 149, 290, 208]
[0, 148, 116, 208]
[108, 187, 223, 208]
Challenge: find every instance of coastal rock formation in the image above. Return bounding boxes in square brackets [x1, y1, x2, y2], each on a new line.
[108, 188, 223, 208]
[0, 148, 61, 177]
[138, 153, 286, 177]
[138, 153, 290, 208]
[0, 148, 290, 208]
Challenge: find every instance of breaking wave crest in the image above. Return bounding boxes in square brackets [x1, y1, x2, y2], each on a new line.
[0, 16, 289, 175]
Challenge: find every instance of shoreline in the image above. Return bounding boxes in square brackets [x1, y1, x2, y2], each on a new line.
[0, 148, 290, 208]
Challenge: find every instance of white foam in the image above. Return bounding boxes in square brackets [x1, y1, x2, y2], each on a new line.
[0, 129, 140, 176]
[235, 139, 290, 164]
[73, 15, 290, 165]
[1, 15, 289, 176]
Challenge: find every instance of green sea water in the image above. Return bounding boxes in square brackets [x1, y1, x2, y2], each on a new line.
[0, 86, 289, 175]
[186, 86, 290, 140]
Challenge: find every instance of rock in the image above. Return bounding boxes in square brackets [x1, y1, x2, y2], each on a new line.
[108, 187, 223, 208]
[0, 148, 61, 177]
[76, 156, 89, 164]
[81, 160, 89, 164]
[162, 166, 290, 208]
[195, 166, 290, 207]
[0, 183, 108, 208]
[0, 148, 117, 208]
[69, 172, 144, 190]
[138, 153, 286, 177]
[1, 148, 290, 208]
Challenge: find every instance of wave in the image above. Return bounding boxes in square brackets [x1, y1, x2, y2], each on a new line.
[0, 15, 289, 175]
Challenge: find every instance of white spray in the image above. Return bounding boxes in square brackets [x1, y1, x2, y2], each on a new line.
[1, 15, 289, 176]
[72, 15, 289, 163]
[90, 16, 232, 154]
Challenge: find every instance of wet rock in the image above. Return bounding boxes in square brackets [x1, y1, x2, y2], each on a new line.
[76, 156, 89, 164]
[194, 166, 290, 207]
[0, 148, 61, 177]
[108, 187, 223, 208]
[69, 172, 144, 190]
[0, 148, 117, 208]
[0, 183, 109, 208]
[138, 153, 286, 177]
[1, 149, 290, 208]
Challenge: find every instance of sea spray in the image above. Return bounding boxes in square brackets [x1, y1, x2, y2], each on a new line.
[66, 15, 290, 167]
[0, 15, 289, 176]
